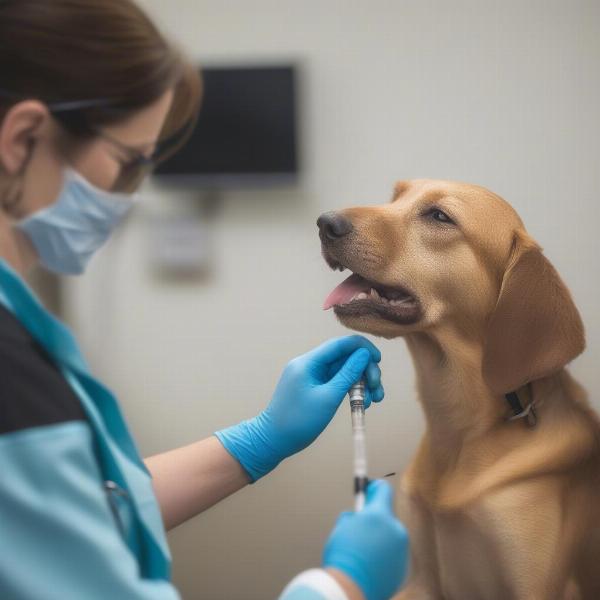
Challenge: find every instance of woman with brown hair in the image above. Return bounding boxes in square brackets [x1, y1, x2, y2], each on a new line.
[0, 1, 408, 599]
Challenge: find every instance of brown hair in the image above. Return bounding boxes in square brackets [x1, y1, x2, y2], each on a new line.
[0, 0, 201, 159]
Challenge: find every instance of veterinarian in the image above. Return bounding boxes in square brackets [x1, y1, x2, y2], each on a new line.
[0, 2, 408, 599]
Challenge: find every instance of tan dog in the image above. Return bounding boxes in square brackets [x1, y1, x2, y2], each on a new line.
[318, 179, 600, 600]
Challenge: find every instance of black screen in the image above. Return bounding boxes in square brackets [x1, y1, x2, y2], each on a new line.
[154, 65, 298, 183]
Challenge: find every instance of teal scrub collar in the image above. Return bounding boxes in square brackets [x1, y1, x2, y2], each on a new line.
[0, 259, 88, 373]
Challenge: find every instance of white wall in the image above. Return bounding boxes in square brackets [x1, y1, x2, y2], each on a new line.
[66, 1, 600, 599]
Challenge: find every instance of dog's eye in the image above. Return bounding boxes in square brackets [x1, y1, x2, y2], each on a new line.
[427, 208, 455, 225]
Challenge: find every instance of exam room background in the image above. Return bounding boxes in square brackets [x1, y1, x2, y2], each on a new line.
[57, 1, 600, 599]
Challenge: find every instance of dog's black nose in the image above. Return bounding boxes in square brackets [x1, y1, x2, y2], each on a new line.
[317, 212, 353, 241]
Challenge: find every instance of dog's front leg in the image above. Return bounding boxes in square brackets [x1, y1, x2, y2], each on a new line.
[394, 488, 444, 600]
[475, 479, 583, 600]
[393, 582, 444, 600]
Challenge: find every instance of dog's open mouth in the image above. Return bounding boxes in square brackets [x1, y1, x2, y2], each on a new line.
[323, 272, 422, 325]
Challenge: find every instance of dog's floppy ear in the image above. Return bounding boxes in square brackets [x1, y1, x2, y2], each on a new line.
[482, 232, 585, 395]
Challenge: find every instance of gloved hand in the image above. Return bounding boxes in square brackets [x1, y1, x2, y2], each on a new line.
[323, 480, 409, 600]
[215, 335, 384, 481]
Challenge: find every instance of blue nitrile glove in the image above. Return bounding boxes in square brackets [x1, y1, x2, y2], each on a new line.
[323, 480, 409, 600]
[215, 335, 384, 481]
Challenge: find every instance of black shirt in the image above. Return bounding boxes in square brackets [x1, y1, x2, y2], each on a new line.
[0, 303, 86, 436]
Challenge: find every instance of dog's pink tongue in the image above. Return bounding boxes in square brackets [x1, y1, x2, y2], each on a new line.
[323, 274, 368, 310]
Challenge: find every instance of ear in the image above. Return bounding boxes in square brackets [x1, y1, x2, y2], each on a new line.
[0, 100, 47, 174]
[482, 232, 585, 395]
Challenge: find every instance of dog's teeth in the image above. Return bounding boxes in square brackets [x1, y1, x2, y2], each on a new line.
[370, 288, 380, 300]
[390, 297, 412, 306]
[356, 292, 368, 300]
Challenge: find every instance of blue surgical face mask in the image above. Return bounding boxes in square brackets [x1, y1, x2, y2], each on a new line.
[16, 168, 138, 275]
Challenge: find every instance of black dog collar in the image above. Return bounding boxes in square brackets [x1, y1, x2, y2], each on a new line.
[505, 383, 537, 428]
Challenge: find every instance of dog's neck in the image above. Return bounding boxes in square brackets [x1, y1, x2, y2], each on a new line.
[404, 327, 508, 464]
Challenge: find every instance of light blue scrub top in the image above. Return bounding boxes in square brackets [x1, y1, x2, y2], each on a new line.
[0, 258, 180, 599]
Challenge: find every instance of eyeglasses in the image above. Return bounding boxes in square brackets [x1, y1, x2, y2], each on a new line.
[0, 88, 194, 192]
[90, 121, 195, 192]
[93, 128, 157, 192]
[0, 88, 119, 112]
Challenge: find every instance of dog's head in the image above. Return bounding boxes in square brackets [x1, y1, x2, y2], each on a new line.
[319, 179, 585, 393]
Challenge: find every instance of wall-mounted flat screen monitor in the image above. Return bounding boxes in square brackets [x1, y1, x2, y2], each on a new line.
[154, 65, 298, 187]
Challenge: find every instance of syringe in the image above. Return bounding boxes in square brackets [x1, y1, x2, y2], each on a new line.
[349, 380, 368, 511]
